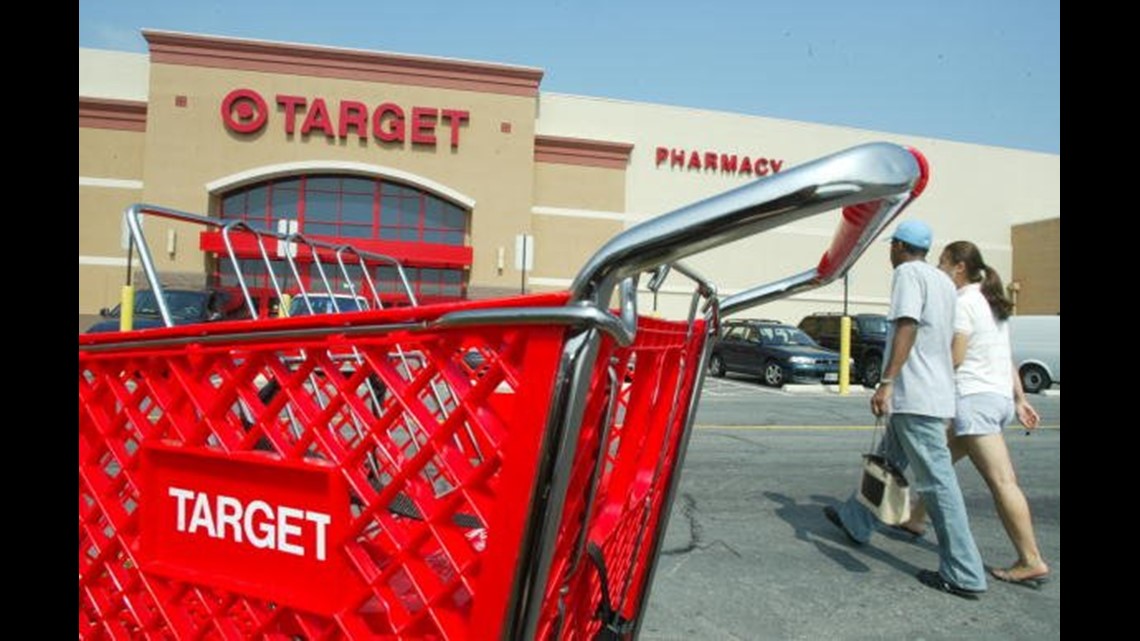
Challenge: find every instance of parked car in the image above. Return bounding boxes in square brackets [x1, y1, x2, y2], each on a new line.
[709, 319, 848, 387]
[86, 288, 240, 333]
[1008, 315, 1060, 393]
[286, 293, 370, 316]
[797, 312, 888, 387]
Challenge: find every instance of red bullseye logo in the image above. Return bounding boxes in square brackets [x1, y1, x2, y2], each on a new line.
[221, 89, 268, 134]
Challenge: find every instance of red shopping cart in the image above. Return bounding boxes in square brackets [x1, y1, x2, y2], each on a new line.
[79, 142, 929, 640]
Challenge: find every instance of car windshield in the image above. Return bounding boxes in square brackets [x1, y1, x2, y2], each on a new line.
[131, 290, 161, 316]
[107, 290, 208, 321]
[858, 316, 888, 335]
[759, 326, 819, 347]
[165, 291, 210, 321]
[288, 295, 366, 316]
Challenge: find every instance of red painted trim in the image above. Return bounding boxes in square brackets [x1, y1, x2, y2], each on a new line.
[79, 97, 147, 132]
[199, 231, 473, 269]
[144, 30, 544, 98]
[534, 135, 633, 169]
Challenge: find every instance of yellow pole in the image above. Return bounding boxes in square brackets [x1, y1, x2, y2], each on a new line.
[839, 315, 851, 395]
[279, 293, 292, 318]
[120, 284, 135, 332]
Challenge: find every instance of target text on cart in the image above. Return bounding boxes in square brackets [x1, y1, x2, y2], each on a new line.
[167, 487, 332, 560]
[140, 444, 352, 614]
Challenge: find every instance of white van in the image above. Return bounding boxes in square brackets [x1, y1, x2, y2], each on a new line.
[1008, 315, 1060, 393]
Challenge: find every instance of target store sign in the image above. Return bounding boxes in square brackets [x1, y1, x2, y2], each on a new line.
[221, 88, 470, 148]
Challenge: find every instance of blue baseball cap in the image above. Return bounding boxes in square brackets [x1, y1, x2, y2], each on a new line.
[888, 220, 933, 250]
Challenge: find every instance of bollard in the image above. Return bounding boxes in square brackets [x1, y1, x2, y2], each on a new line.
[838, 315, 851, 395]
[119, 284, 135, 332]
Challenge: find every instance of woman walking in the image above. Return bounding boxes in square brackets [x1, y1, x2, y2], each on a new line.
[897, 240, 1050, 587]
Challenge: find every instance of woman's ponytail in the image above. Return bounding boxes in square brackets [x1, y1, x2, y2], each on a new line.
[943, 240, 1014, 321]
[980, 264, 1013, 321]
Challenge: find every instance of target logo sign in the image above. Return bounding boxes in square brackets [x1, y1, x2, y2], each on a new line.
[219, 88, 469, 148]
[221, 89, 269, 134]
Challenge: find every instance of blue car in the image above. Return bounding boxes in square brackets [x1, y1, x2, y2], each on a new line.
[708, 319, 849, 387]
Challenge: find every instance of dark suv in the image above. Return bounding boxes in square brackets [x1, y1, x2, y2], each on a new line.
[708, 319, 845, 387]
[797, 312, 888, 387]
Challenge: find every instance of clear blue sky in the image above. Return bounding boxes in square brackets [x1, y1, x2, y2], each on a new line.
[79, 0, 1060, 155]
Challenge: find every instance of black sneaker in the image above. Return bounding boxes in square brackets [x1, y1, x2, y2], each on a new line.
[917, 569, 984, 600]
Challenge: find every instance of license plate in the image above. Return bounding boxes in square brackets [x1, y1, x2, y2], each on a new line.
[824, 373, 838, 383]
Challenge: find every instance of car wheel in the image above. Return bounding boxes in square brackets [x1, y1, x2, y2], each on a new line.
[861, 353, 883, 388]
[1020, 364, 1050, 394]
[709, 354, 726, 378]
[763, 361, 786, 387]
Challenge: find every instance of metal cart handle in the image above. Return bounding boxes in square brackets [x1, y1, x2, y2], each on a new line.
[121, 204, 419, 325]
[568, 142, 929, 309]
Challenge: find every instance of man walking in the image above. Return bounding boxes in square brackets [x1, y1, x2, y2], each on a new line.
[823, 219, 987, 599]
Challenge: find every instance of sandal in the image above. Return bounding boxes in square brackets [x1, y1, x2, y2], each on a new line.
[990, 566, 1050, 590]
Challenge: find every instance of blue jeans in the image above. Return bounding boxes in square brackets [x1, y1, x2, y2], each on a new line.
[837, 413, 987, 591]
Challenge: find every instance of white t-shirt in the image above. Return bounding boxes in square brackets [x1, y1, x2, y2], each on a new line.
[953, 283, 1014, 398]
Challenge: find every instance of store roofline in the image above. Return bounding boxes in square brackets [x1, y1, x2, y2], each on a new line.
[142, 29, 545, 97]
[78, 97, 147, 132]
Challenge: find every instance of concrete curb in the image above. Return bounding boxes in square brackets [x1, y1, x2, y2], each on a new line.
[778, 383, 873, 395]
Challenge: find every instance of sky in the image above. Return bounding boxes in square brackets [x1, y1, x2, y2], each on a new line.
[78, 0, 1060, 155]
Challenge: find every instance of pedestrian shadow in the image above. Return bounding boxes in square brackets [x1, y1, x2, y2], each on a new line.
[764, 491, 930, 579]
[764, 491, 869, 573]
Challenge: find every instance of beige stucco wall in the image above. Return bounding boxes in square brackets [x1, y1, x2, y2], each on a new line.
[79, 127, 147, 313]
[77, 189, 141, 315]
[536, 93, 1060, 323]
[79, 127, 146, 179]
[529, 161, 625, 289]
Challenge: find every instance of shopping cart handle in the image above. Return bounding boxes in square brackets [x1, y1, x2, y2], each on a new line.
[815, 146, 929, 282]
[719, 146, 928, 316]
[568, 142, 927, 308]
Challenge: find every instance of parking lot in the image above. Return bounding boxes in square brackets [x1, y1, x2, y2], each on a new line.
[637, 377, 1060, 640]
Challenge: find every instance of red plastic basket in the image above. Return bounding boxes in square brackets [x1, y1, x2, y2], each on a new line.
[79, 142, 929, 640]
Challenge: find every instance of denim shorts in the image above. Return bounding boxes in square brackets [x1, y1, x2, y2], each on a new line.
[952, 392, 1015, 436]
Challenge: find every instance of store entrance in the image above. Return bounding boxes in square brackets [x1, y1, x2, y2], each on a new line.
[210, 172, 473, 316]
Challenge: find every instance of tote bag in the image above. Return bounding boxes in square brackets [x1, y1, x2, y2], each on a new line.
[855, 418, 912, 525]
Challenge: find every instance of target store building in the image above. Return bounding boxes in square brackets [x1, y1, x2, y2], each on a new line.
[79, 30, 1060, 323]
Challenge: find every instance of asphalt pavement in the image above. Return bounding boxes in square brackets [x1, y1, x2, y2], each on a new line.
[636, 377, 1060, 640]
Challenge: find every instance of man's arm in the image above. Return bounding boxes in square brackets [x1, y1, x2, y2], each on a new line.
[870, 317, 917, 417]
